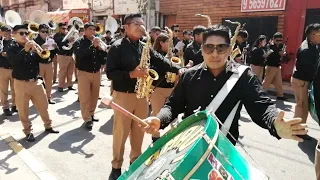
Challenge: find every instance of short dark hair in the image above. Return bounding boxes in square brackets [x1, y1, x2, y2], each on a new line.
[305, 23, 320, 37]
[193, 25, 206, 36]
[170, 24, 179, 30]
[58, 22, 67, 27]
[202, 24, 231, 44]
[106, 30, 111, 34]
[273, 32, 283, 39]
[0, 25, 12, 32]
[238, 30, 248, 38]
[124, 14, 142, 24]
[39, 24, 49, 30]
[79, 27, 84, 32]
[84, 22, 95, 29]
[182, 30, 191, 35]
[151, 26, 161, 32]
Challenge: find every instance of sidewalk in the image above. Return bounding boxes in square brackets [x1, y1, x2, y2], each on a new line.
[0, 127, 56, 180]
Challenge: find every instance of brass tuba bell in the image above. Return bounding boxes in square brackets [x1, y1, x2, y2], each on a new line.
[96, 23, 104, 34]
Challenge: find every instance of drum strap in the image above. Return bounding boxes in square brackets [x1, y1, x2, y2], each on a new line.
[206, 65, 249, 133]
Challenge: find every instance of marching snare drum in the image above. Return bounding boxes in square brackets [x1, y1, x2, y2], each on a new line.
[119, 111, 268, 180]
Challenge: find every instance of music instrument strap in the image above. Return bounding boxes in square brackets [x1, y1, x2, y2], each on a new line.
[205, 64, 249, 134]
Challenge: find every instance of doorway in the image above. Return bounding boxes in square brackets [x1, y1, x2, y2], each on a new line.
[303, 9, 320, 40]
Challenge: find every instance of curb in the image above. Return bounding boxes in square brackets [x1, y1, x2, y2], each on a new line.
[0, 127, 56, 180]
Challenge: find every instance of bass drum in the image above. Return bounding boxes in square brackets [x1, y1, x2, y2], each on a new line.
[309, 82, 319, 123]
[119, 111, 269, 180]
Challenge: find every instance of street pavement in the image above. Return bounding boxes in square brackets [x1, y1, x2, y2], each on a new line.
[0, 75, 318, 180]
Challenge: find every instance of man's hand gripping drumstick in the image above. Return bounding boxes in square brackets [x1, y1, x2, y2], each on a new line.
[100, 96, 150, 128]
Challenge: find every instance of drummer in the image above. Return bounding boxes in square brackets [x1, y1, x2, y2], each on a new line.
[143, 24, 308, 145]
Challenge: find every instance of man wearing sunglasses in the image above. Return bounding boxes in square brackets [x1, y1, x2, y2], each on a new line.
[107, 14, 182, 180]
[170, 24, 180, 47]
[0, 25, 17, 116]
[53, 22, 76, 92]
[34, 24, 58, 105]
[143, 24, 307, 147]
[262, 32, 286, 100]
[6, 25, 59, 142]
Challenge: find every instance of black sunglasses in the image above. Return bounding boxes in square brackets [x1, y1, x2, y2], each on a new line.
[40, 30, 49, 33]
[275, 39, 283, 42]
[17, 31, 29, 36]
[202, 44, 230, 54]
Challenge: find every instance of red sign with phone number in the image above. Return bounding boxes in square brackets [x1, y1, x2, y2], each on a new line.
[241, 0, 287, 12]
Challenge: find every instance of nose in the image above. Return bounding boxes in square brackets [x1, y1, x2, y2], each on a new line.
[211, 49, 219, 57]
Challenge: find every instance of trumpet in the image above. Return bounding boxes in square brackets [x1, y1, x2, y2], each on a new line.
[28, 39, 51, 59]
[94, 37, 111, 52]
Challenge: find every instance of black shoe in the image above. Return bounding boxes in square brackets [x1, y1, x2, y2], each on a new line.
[85, 121, 93, 130]
[58, 87, 64, 92]
[3, 109, 13, 116]
[152, 137, 160, 143]
[26, 133, 35, 142]
[48, 100, 56, 104]
[68, 86, 76, 90]
[45, 128, 59, 134]
[11, 106, 18, 113]
[109, 168, 121, 180]
[277, 96, 287, 101]
[91, 116, 99, 122]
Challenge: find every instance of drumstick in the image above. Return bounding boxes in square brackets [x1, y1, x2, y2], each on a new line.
[101, 96, 149, 127]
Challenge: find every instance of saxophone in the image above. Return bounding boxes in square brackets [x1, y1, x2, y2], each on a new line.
[165, 26, 182, 83]
[135, 26, 159, 99]
[225, 20, 245, 60]
[195, 14, 212, 27]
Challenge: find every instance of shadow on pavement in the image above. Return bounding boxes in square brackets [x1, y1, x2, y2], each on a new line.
[0, 140, 18, 174]
[48, 127, 95, 158]
[99, 115, 114, 135]
[56, 101, 80, 119]
[298, 136, 317, 164]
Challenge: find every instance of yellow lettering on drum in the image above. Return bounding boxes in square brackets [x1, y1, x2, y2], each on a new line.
[144, 150, 160, 166]
[174, 125, 203, 148]
[160, 132, 184, 156]
[178, 126, 204, 152]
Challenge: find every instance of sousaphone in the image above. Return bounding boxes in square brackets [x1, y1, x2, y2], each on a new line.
[105, 15, 118, 36]
[5, 10, 22, 27]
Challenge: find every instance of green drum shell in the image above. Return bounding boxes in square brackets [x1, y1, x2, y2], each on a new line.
[309, 82, 319, 123]
[119, 111, 267, 180]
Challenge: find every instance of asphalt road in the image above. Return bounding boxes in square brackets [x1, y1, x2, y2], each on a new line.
[0, 76, 318, 180]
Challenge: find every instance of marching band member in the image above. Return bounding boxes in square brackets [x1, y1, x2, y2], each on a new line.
[106, 14, 182, 180]
[143, 24, 308, 146]
[183, 25, 206, 66]
[7, 24, 59, 142]
[170, 24, 180, 47]
[73, 22, 106, 130]
[53, 22, 76, 92]
[292, 24, 320, 125]
[149, 26, 161, 45]
[34, 24, 57, 104]
[233, 29, 248, 63]
[249, 35, 269, 81]
[262, 32, 286, 100]
[150, 33, 175, 142]
[0, 25, 17, 116]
